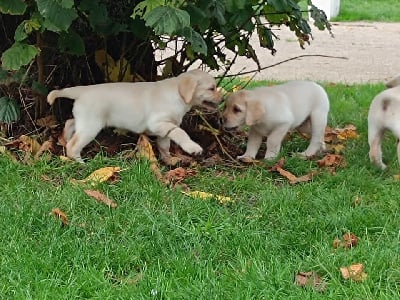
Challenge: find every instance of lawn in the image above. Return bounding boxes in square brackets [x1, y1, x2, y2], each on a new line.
[301, 0, 400, 22]
[332, 0, 400, 22]
[1, 81, 399, 298]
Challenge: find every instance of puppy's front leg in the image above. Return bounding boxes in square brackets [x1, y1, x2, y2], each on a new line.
[167, 127, 203, 155]
[264, 125, 290, 160]
[237, 128, 262, 160]
[156, 136, 181, 166]
[152, 123, 202, 156]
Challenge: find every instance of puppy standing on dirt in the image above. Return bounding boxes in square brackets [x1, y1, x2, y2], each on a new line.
[47, 69, 221, 163]
[368, 75, 400, 169]
[222, 81, 330, 160]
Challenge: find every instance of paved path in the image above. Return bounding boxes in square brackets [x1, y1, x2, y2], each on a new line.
[227, 22, 400, 84]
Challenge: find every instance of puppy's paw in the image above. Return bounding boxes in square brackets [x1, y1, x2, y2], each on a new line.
[237, 155, 258, 163]
[182, 142, 203, 155]
[264, 152, 278, 160]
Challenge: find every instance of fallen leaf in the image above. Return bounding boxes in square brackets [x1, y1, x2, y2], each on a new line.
[325, 125, 359, 143]
[343, 232, 359, 248]
[182, 190, 234, 204]
[238, 156, 261, 164]
[164, 167, 197, 185]
[84, 189, 118, 208]
[340, 263, 367, 282]
[295, 271, 326, 292]
[333, 232, 359, 249]
[268, 157, 286, 171]
[34, 139, 54, 159]
[317, 154, 346, 168]
[333, 238, 342, 249]
[35, 115, 58, 128]
[51, 208, 69, 226]
[326, 143, 346, 154]
[18, 135, 41, 155]
[135, 134, 163, 181]
[71, 166, 121, 185]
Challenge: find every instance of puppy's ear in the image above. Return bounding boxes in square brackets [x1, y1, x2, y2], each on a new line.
[245, 100, 265, 126]
[178, 74, 198, 104]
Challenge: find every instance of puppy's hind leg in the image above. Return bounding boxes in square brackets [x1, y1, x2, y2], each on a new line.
[302, 110, 328, 157]
[368, 125, 385, 169]
[66, 122, 103, 163]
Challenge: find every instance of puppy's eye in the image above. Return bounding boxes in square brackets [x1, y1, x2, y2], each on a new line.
[233, 106, 241, 113]
[208, 85, 216, 91]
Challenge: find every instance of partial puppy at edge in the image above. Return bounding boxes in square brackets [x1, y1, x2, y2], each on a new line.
[368, 73, 400, 169]
[222, 80, 330, 160]
[47, 69, 222, 163]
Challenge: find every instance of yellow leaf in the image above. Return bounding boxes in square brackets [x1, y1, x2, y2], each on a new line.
[95, 49, 116, 72]
[135, 135, 157, 163]
[182, 190, 234, 204]
[19, 135, 41, 155]
[71, 167, 121, 185]
[108, 58, 134, 82]
[135, 135, 163, 181]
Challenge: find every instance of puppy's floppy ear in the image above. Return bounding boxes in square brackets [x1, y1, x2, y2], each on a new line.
[178, 74, 198, 104]
[245, 99, 265, 126]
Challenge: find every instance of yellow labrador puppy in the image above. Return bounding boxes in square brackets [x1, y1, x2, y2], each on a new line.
[223, 81, 330, 160]
[47, 69, 221, 162]
[368, 85, 400, 169]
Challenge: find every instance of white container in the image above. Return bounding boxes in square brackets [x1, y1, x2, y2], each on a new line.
[309, 0, 341, 20]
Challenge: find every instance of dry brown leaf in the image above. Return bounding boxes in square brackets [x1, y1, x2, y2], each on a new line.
[35, 115, 58, 128]
[84, 189, 118, 208]
[325, 125, 359, 143]
[333, 238, 342, 249]
[268, 157, 286, 171]
[71, 167, 121, 185]
[333, 232, 359, 249]
[295, 271, 326, 292]
[343, 232, 359, 248]
[51, 208, 69, 225]
[164, 167, 197, 185]
[340, 263, 367, 282]
[317, 154, 346, 168]
[34, 139, 55, 159]
[18, 135, 42, 155]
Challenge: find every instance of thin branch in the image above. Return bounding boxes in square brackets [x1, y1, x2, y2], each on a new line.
[218, 54, 348, 78]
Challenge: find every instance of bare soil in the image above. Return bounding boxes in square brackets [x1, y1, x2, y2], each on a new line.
[227, 22, 400, 84]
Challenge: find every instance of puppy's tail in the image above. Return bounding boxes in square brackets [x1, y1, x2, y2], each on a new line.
[47, 86, 89, 105]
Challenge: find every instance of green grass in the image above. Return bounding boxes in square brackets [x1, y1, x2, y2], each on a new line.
[300, 0, 400, 22]
[1, 82, 400, 298]
[329, 0, 400, 22]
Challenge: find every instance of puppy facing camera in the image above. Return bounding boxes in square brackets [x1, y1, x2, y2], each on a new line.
[222, 81, 330, 160]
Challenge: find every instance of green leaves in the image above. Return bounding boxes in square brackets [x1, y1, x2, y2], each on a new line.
[1, 42, 39, 71]
[0, 0, 27, 15]
[0, 97, 20, 123]
[58, 31, 85, 56]
[145, 6, 190, 36]
[36, 0, 78, 32]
